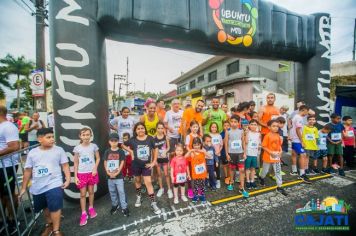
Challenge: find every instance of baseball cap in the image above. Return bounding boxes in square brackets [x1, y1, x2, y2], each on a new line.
[109, 133, 120, 141]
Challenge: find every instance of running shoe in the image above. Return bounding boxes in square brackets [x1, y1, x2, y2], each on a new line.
[110, 206, 118, 215]
[122, 208, 130, 217]
[181, 195, 188, 202]
[216, 180, 221, 189]
[227, 184, 234, 191]
[313, 168, 320, 174]
[79, 212, 88, 226]
[280, 171, 286, 176]
[259, 178, 265, 187]
[239, 188, 249, 198]
[88, 207, 97, 219]
[151, 202, 161, 215]
[299, 174, 312, 184]
[192, 195, 198, 203]
[200, 195, 207, 204]
[276, 187, 288, 196]
[289, 171, 298, 176]
[156, 188, 164, 197]
[187, 189, 194, 199]
[135, 195, 142, 207]
[251, 182, 257, 189]
[167, 189, 174, 199]
[339, 169, 345, 176]
[246, 182, 252, 190]
[174, 197, 179, 204]
[321, 168, 329, 174]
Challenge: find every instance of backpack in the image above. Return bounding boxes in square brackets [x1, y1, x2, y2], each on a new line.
[29, 119, 44, 129]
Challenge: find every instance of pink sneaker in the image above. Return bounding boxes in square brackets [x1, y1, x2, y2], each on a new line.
[79, 212, 88, 226]
[187, 188, 194, 199]
[88, 207, 97, 218]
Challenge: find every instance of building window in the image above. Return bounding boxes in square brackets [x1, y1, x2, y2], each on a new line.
[227, 60, 240, 75]
[197, 75, 205, 83]
[178, 84, 188, 94]
[208, 70, 217, 83]
[190, 80, 196, 89]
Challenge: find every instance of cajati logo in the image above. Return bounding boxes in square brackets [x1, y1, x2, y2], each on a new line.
[295, 197, 351, 231]
[209, 0, 258, 47]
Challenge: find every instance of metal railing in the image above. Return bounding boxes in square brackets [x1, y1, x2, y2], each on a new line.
[0, 145, 40, 236]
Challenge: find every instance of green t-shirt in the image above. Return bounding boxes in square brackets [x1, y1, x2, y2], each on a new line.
[20, 116, 30, 134]
[203, 109, 227, 134]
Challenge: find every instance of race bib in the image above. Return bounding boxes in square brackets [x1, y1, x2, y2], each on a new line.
[212, 137, 220, 145]
[331, 133, 341, 140]
[107, 160, 119, 172]
[207, 150, 214, 159]
[34, 165, 49, 178]
[230, 140, 242, 150]
[305, 134, 315, 141]
[270, 153, 281, 161]
[124, 150, 129, 156]
[347, 130, 354, 137]
[137, 147, 149, 161]
[319, 138, 326, 145]
[176, 173, 187, 183]
[158, 149, 166, 159]
[80, 156, 93, 166]
[195, 163, 206, 174]
[249, 140, 258, 148]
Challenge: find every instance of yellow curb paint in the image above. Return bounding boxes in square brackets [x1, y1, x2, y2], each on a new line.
[211, 174, 332, 205]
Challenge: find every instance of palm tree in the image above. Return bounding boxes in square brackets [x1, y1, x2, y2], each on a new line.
[0, 67, 12, 99]
[0, 54, 34, 109]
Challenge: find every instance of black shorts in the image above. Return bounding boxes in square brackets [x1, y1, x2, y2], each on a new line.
[0, 166, 18, 197]
[133, 165, 152, 177]
[157, 158, 169, 164]
[220, 153, 229, 165]
[19, 133, 28, 142]
[33, 187, 63, 213]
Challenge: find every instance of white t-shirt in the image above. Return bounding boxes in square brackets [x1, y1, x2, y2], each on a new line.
[28, 120, 44, 142]
[110, 116, 135, 141]
[246, 131, 261, 157]
[0, 121, 20, 168]
[25, 146, 68, 195]
[290, 114, 304, 143]
[164, 110, 183, 138]
[73, 143, 99, 173]
[210, 133, 223, 154]
[47, 114, 54, 128]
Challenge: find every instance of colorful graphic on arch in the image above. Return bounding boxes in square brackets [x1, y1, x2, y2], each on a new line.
[209, 0, 258, 47]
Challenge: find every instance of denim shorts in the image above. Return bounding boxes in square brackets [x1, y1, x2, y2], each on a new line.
[33, 187, 63, 213]
[305, 150, 317, 159]
[316, 149, 328, 159]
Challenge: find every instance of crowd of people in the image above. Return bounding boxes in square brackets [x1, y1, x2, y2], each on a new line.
[0, 93, 355, 235]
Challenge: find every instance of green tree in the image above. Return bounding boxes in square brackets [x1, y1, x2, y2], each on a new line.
[0, 54, 34, 109]
[0, 67, 12, 99]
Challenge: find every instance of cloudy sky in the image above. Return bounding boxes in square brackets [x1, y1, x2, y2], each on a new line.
[1, 0, 355, 103]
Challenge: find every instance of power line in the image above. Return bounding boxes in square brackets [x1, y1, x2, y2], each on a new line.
[20, 0, 35, 13]
[13, 0, 33, 15]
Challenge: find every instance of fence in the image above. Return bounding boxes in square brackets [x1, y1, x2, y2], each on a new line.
[0, 145, 40, 236]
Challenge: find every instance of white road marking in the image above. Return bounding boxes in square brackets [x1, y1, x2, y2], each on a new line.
[170, 205, 180, 218]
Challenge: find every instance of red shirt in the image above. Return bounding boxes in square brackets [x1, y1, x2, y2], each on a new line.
[170, 156, 188, 183]
[343, 127, 355, 146]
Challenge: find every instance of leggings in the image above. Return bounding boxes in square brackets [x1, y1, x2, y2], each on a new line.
[214, 157, 220, 180]
[193, 179, 205, 196]
[343, 146, 355, 167]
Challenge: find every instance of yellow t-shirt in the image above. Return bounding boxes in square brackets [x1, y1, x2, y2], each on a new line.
[302, 125, 319, 150]
[144, 113, 159, 136]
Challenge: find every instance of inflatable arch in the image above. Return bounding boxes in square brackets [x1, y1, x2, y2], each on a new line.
[49, 0, 331, 199]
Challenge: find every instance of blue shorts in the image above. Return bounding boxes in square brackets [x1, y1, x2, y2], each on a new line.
[33, 187, 63, 213]
[292, 142, 306, 155]
[316, 149, 328, 159]
[245, 156, 257, 169]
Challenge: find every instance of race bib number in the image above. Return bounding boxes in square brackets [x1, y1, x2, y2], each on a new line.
[331, 133, 341, 140]
[80, 156, 92, 166]
[137, 147, 149, 161]
[230, 140, 242, 150]
[158, 149, 166, 159]
[34, 165, 49, 178]
[176, 173, 187, 183]
[207, 150, 214, 159]
[249, 140, 258, 148]
[347, 130, 354, 137]
[305, 134, 315, 141]
[195, 163, 206, 174]
[319, 138, 326, 145]
[212, 138, 220, 145]
[107, 160, 119, 171]
[270, 153, 281, 161]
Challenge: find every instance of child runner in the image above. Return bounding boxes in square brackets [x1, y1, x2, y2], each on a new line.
[185, 137, 208, 203]
[225, 115, 249, 197]
[110, 107, 135, 142]
[342, 116, 355, 169]
[209, 122, 223, 189]
[123, 122, 161, 214]
[73, 127, 100, 226]
[203, 134, 219, 191]
[121, 132, 133, 181]
[103, 133, 129, 216]
[314, 124, 332, 173]
[259, 120, 288, 196]
[244, 119, 261, 190]
[170, 143, 190, 204]
[302, 115, 319, 175]
[326, 113, 345, 176]
[19, 128, 70, 236]
[221, 120, 231, 185]
[155, 122, 173, 199]
[276, 116, 288, 168]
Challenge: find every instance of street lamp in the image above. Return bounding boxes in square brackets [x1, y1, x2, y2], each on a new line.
[113, 74, 126, 110]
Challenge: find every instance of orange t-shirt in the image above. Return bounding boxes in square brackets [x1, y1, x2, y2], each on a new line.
[187, 152, 207, 180]
[262, 132, 282, 163]
[260, 105, 280, 135]
[179, 107, 203, 135]
[157, 108, 166, 121]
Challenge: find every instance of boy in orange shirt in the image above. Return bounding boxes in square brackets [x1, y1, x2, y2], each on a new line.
[185, 137, 208, 204]
[259, 120, 288, 196]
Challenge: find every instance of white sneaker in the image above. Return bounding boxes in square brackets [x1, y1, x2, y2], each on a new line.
[174, 197, 179, 204]
[135, 196, 142, 207]
[157, 188, 164, 197]
[151, 202, 161, 215]
[216, 180, 221, 189]
[181, 195, 188, 202]
[167, 189, 173, 199]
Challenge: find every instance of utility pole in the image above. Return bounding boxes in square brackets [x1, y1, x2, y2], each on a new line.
[34, 0, 47, 112]
[126, 57, 129, 95]
[353, 18, 356, 61]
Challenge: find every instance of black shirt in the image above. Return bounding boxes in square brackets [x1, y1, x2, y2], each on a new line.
[103, 148, 126, 179]
[125, 135, 156, 168]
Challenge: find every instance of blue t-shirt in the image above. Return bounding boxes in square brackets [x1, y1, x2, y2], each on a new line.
[327, 122, 344, 142]
[318, 130, 328, 150]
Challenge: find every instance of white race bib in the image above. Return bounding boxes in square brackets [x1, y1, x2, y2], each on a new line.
[230, 140, 242, 150]
[331, 133, 341, 140]
[319, 138, 326, 145]
[347, 130, 354, 137]
[305, 134, 315, 141]
[212, 137, 220, 145]
[158, 149, 167, 159]
[137, 147, 149, 161]
[80, 156, 93, 166]
[207, 150, 214, 159]
[270, 153, 281, 161]
[107, 160, 119, 172]
[124, 150, 129, 156]
[194, 163, 206, 174]
[176, 173, 187, 183]
[249, 140, 258, 148]
[34, 165, 50, 178]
